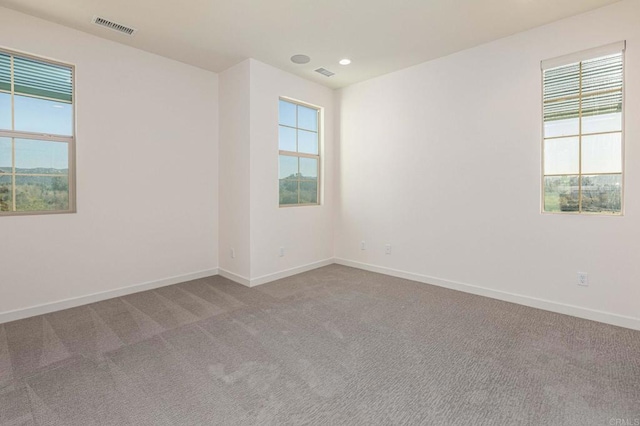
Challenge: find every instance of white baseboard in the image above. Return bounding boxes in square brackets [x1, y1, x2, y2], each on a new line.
[219, 258, 334, 288]
[334, 258, 640, 331]
[218, 268, 251, 287]
[4, 258, 637, 332]
[250, 258, 335, 287]
[0, 268, 219, 325]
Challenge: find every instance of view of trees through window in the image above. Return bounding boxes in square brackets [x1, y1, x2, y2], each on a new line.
[0, 50, 74, 214]
[542, 50, 623, 214]
[278, 99, 320, 206]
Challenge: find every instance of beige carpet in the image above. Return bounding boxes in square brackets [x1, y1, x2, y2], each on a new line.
[0, 265, 638, 425]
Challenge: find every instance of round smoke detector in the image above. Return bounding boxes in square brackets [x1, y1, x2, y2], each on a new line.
[290, 54, 311, 64]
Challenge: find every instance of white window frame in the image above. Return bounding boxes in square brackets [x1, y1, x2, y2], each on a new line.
[541, 41, 625, 215]
[0, 48, 76, 216]
[278, 97, 321, 207]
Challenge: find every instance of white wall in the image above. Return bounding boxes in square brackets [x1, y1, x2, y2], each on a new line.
[218, 60, 251, 280]
[0, 8, 219, 318]
[336, 0, 640, 325]
[248, 59, 335, 282]
[217, 59, 335, 284]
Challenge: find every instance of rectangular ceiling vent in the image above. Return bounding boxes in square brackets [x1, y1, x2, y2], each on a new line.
[315, 68, 335, 77]
[92, 16, 137, 36]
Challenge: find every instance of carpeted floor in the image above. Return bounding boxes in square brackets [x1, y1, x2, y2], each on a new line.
[0, 264, 638, 425]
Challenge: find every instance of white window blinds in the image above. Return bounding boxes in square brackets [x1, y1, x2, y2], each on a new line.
[0, 52, 73, 103]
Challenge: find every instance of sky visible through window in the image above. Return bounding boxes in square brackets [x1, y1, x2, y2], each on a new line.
[0, 94, 72, 171]
[544, 113, 622, 175]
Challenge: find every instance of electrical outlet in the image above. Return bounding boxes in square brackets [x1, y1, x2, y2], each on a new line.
[230, 248, 235, 259]
[360, 241, 366, 250]
[577, 272, 588, 287]
[279, 247, 285, 257]
[385, 244, 391, 254]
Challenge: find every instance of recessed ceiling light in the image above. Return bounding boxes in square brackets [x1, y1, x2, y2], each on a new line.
[339, 59, 351, 65]
[291, 54, 311, 64]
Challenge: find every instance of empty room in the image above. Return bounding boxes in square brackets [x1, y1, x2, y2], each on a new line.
[0, 0, 638, 424]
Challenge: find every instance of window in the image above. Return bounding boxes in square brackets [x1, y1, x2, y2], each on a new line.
[542, 42, 624, 214]
[278, 98, 320, 206]
[0, 49, 75, 215]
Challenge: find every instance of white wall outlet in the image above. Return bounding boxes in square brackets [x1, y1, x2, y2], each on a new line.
[279, 247, 285, 257]
[577, 272, 588, 287]
[230, 248, 235, 259]
[385, 244, 391, 254]
[360, 241, 366, 250]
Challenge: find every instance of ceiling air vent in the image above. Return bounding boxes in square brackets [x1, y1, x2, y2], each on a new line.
[315, 68, 335, 77]
[91, 16, 137, 36]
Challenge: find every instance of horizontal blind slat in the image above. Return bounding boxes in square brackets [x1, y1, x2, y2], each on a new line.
[543, 52, 622, 122]
[0, 53, 10, 92]
[13, 56, 72, 102]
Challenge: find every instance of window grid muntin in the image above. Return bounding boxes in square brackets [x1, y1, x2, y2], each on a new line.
[542, 51, 623, 215]
[0, 48, 75, 216]
[278, 98, 320, 207]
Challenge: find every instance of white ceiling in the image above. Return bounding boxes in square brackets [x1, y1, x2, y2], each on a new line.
[0, 0, 621, 89]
